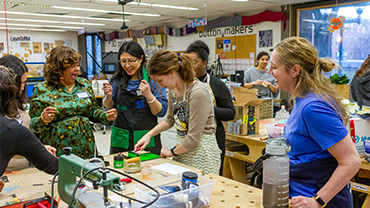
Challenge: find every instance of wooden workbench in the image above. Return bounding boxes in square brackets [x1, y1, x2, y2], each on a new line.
[0, 156, 263, 208]
[223, 120, 270, 184]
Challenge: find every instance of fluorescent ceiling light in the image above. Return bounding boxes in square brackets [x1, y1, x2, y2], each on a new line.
[0, 11, 128, 22]
[0, 27, 66, 32]
[98, 0, 198, 10]
[231, 0, 249, 2]
[0, 17, 106, 26]
[52, 6, 160, 16]
[0, 23, 81, 29]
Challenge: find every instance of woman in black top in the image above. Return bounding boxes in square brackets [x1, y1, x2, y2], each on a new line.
[185, 40, 235, 175]
[0, 66, 58, 192]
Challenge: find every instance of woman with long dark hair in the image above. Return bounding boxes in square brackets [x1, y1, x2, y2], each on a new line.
[103, 41, 168, 154]
[350, 55, 370, 108]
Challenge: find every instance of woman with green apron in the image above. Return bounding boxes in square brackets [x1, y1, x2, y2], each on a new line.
[134, 50, 221, 175]
[103, 41, 168, 154]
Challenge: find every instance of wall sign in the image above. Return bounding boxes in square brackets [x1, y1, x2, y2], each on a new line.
[10, 36, 31, 41]
[199, 25, 253, 38]
[328, 15, 346, 33]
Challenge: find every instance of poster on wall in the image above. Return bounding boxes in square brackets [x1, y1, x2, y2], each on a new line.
[224, 39, 231, 52]
[259, 30, 273, 47]
[44, 43, 50, 53]
[55, 40, 64, 46]
[20, 42, 30, 48]
[217, 40, 223, 49]
[33, 42, 42, 54]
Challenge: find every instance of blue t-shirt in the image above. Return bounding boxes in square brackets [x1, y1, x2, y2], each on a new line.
[284, 94, 348, 196]
[110, 78, 168, 117]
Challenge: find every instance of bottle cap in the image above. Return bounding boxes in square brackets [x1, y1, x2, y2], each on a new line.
[114, 154, 124, 161]
[182, 171, 198, 180]
[265, 138, 290, 155]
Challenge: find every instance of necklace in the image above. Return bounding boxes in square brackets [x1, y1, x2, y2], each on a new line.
[67, 84, 75, 92]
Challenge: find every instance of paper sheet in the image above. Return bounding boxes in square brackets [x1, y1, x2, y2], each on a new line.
[151, 163, 190, 175]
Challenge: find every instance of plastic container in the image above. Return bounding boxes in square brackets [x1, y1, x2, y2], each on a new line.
[263, 138, 290, 208]
[275, 105, 289, 124]
[133, 174, 215, 208]
[264, 123, 284, 139]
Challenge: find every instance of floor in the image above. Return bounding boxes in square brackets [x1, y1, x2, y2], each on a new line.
[94, 125, 111, 156]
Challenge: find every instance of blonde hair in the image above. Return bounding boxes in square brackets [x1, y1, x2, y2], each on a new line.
[275, 37, 348, 124]
[354, 55, 370, 77]
[147, 50, 195, 83]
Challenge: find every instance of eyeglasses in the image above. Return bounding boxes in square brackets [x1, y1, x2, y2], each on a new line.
[119, 58, 138, 66]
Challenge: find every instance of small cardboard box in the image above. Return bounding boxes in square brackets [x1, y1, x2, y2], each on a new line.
[232, 87, 258, 103]
[347, 118, 370, 157]
[228, 99, 265, 135]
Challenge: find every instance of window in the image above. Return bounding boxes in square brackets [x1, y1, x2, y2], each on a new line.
[298, 1, 370, 81]
[86, 34, 102, 78]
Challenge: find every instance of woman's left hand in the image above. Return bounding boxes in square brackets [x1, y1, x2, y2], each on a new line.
[160, 147, 172, 158]
[291, 196, 321, 208]
[262, 81, 271, 87]
[139, 80, 153, 99]
[44, 145, 57, 157]
[105, 109, 117, 121]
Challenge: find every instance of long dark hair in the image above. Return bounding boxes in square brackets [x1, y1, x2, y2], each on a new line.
[255, 51, 270, 67]
[0, 55, 29, 110]
[111, 41, 146, 89]
[0, 66, 19, 118]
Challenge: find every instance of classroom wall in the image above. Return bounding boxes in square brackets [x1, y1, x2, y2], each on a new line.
[104, 20, 281, 67]
[0, 30, 78, 62]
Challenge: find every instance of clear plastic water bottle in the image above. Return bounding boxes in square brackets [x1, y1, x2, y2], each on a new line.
[263, 138, 290, 208]
[276, 105, 289, 124]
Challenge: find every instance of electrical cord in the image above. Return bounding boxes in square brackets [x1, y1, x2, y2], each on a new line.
[67, 167, 160, 208]
[50, 171, 58, 208]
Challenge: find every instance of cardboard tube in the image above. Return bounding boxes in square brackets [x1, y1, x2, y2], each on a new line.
[126, 157, 140, 164]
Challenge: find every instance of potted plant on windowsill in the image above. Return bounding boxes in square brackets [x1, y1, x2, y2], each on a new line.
[329, 73, 350, 99]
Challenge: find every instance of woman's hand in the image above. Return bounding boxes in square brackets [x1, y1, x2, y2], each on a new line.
[262, 81, 271, 87]
[105, 109, 117, 121]
[103, 82, 113, 96]
[254, 79, 263, 86]
[139, 80, 154, 100]
[160, 147, 172, 158]
[0, 179, 4, 193]
[44, 145, 57, 157]
[291, 196, 321, 208]
[41, 107, 59, 124]
[134, 134, 151, 151]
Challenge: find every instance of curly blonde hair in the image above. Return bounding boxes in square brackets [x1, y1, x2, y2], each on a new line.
[274, 37, 348, 124]
[43, 46, 81, 85]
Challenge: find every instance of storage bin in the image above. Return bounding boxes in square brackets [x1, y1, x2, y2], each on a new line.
[264, 123, 284, 139]
[133, 174, 215, 208]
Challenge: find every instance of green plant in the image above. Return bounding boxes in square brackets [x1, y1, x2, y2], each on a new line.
[329, 73, 350, 84]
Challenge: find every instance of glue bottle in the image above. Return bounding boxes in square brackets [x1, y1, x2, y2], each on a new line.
[114, 153, 124, 169]
[263, 138, 290, 208]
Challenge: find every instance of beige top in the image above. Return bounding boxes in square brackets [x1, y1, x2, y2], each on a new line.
[19, 109, 31, 128]
[164, 81, 215, 151]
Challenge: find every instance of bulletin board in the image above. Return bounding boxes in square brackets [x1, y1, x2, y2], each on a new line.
[1, 39, 72, 63]
[215, 34, 256, 74]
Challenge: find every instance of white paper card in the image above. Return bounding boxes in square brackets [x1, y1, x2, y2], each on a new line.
[151, 163, 190, 175]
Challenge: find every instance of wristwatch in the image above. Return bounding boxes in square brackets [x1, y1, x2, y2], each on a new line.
[170, 146, 179, 156]
[251, 81, 255, 86]
[314, 194, 327, 207]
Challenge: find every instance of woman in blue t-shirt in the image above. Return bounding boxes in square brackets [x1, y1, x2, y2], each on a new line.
[268, 37, 361, 208]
